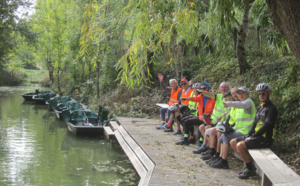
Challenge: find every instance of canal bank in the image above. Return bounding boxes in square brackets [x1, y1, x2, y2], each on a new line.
[113, 117, 261, 185]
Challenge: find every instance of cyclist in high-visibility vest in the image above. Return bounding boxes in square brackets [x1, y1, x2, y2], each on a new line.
[231, 83, 277, 179]
[156, 73, 182, 130]
[193, 82, 230, 155]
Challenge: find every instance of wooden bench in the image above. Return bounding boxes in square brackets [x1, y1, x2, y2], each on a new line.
[156, 103, 169, 108]
[249, 148, 300, 186]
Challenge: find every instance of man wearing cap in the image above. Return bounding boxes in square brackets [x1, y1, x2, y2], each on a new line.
[230, 83, 277, 179]
[175, 82, 216, 145]
[156, 73, 182, 130]
[169, 79, 194, 134]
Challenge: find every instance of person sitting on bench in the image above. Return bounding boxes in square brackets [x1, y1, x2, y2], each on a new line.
[230, 83, 278, 179]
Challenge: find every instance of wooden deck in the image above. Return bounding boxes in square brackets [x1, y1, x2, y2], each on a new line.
[114, 117, 261, 185]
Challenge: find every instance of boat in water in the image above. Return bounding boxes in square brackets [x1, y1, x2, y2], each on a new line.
[64, 106, 110, 135]
[21, 90, 53, 101]
[46, 96, 72, 119]
[32, 91, 57, 104]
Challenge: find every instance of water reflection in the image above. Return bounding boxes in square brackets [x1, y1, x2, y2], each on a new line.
[0, 87, 139, 185]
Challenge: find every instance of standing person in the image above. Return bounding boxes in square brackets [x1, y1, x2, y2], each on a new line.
[156, 73, 182, 129]
[175, 82, 216, 145]
[231, 83, 277, 179]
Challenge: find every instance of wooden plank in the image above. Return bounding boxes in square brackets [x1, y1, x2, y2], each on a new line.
[103, 126, 114, 140]
[249, 149, 300, 185]
[156, 103, 169, 108]
[109, 121, 119, 131]
[114, 130, 147, 178]
[118, 126, 155, 170]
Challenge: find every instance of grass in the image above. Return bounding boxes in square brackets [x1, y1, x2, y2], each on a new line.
[22, 69, 48, 85]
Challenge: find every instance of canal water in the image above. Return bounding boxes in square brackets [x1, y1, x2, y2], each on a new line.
[0, 87, 139, 186]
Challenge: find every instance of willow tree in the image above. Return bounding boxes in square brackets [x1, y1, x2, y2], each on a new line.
[117, 0, 202, 88]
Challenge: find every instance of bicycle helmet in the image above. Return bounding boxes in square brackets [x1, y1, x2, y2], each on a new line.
[222, 91, 232, 99]
[256, 83, 272, 92]
[179, 105, 190, 114]
[192, 83, 201, 89]
[216, 122, 226, 133]
[200, 82, 212, 90]
[168, 104, 179, 113]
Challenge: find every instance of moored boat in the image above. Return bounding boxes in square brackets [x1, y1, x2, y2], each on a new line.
[21, 90, 52, 101]
[32, 91, 57, 104]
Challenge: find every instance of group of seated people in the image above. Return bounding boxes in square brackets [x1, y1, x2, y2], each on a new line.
[156, 73, 278, 179]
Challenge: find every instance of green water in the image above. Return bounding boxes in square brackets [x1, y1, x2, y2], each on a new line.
[0, 87, 139, 186]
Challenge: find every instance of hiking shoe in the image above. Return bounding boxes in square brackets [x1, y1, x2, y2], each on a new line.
[188, 137, 196, 144]
[206, 154, 220, 165]
[201, 152, 214, 160]
[238, 166, 247, 175]
[238, 168, 256, 179]
[211, 159, 229, 169]
[173, 130, 181, 135]
[175, 139, 189, 146]
[192, 144, 208, 154]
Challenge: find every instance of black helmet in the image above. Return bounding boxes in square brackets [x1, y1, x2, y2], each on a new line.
[222, 91, 232, 99]
[179, 105, 190, 114]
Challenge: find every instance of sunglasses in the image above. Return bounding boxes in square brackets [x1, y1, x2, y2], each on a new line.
[200, 87, 207, 90]
[181, 82, 187, 85]
[258, 92, 266, 96]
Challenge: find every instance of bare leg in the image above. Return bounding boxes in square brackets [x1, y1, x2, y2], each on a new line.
[216, 132, 222, 153]
[230, 138, 238, 153]
[236, 141, 251, 163]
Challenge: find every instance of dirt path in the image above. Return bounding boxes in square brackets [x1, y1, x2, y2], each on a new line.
[117, 117, 261, 185]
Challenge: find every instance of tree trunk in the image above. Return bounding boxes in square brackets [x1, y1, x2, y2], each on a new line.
[236, 0, 253, 74]
[96, 60, 100, 100]
[266, 0, 300, 67]
[257, 26, 261, 50]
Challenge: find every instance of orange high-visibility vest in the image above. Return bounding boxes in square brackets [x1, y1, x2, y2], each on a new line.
[169, 87, 182, 106]
[192, 94, 216, 121]
[181, 88, 193, 105]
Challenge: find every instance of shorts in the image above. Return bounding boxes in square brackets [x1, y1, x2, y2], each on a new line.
[236, 136, 272, 149]
[205, 127, 215, 137]
[219, 131, 244, 144]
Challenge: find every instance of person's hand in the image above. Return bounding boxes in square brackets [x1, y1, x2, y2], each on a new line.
[157, 73, 164, 82]
[223, 102, 229, 108]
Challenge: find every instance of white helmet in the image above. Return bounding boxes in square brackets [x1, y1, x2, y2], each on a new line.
[216, 122, 226, 133]
[192, 83, 201, 89]
[168, 104, 179, 113]
[256, 83, 272, 92]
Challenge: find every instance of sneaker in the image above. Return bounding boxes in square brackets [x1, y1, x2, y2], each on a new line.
[201, 152, 214, 160]
[188, 137, 196, 144]
[196, 141, 202, 148]
[160, 125, 171, 130]
[164, 128, 174, 132]
[238, 168, 256, 179]
[192, 144, 208, 154]
[201, 150, 212, 156]
[175, 139, 189, 146]
[211, 159, 229, 169]
[156, 124, 166, 129]
[173, 130, 181, 135]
